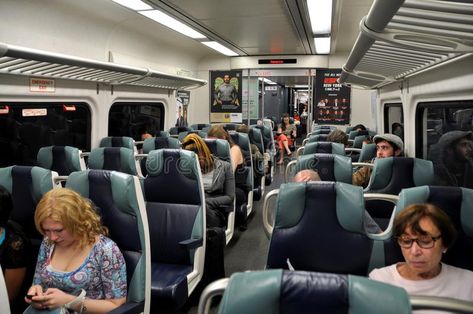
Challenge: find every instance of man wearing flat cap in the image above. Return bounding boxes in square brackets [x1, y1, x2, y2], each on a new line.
[430, 130, 473, 188]
[352, 133, 404, 188]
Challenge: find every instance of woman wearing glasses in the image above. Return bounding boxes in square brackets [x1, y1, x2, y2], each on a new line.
[369, 203, 473, 301]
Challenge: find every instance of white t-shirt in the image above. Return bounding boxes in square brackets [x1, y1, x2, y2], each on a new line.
[370, 263, 473, 314]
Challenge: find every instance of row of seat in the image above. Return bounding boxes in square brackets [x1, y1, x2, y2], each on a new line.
[198, 269, 473, 314]
[0, 149, 209, 312]
[263, 182, 473, 275]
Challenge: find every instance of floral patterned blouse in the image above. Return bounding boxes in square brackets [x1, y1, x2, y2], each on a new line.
[33, 235, 127, 299]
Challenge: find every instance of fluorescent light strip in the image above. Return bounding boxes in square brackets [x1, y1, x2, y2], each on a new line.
[314, 37, 331, 54]
[112, 0, 152, 11]
[139, 10, 206, 39]
[307, 0, 333, 35]
[201, 41, 238, 56]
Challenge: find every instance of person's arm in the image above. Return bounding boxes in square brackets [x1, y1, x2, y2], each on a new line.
[206, 161, 235, 209]
[352, 166, 371, 188]
[230, 145, 243, 172]
[5, 267, 26, 301]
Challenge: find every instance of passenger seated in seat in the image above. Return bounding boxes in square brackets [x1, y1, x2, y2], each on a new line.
[293, 170, 382, 234]
[430, 130, 473, 188]
[0, 185, 30, 303]
[276, 113, 297, 164]
[182, 134, 235, 228]
[327, 129, 349, 147]
[236, 124, 264, 164]
[352, 134, 403, 188]
[25, 188, 127, 313]
[207, 125, 244, 172]
[370, 203, 473, 301]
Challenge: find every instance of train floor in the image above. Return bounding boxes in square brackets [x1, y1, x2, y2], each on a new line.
[179, 161, 289, 314]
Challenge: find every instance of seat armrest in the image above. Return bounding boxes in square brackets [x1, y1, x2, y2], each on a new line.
[219, 205, 234, 214]
[179, 238, 203, 250]
[107, 301, 144, 314]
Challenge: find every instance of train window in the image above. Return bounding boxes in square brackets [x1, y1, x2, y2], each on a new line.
[416, 100, 473, 188]
[383, 103, 404, 140]
[108, 102, 164, 141]
[0, 102, 91, 167]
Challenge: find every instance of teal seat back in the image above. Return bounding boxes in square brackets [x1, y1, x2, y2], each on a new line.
[217, 270, 410, 314]
[296, 154, 352, 183]
[37, 145, 85, 176]
[66, 170, 150, 313]
[88, 147, 138, 176]
[99, 136, 135, 151]
[302, 142, 346, 156]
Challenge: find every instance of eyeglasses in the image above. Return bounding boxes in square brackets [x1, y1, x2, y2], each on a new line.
[397, 234, 442, 249]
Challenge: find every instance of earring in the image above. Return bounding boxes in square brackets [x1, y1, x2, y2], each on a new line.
[443, 249, 447, 253]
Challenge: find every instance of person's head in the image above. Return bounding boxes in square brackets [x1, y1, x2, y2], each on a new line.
[223, 74, 230, 83]
[293, 169, 321, 182]
[394, 203, 457, 278]
[353, 124, 367, 132]
[438, 130, 473, 163]
[182, 133, 214, 173]
[207, 125, 235, 146]
[0, 185, 12, 228]
[236, 124, 250, 134]
[35, 188, 108, 248]
[282, 113, 290, 125]
[327, 129, 348, 147]
[178, 106, 182, 116]
[373, 134, 403, 158]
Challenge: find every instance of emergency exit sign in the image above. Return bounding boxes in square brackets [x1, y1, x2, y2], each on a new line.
[30, 78, 55, 92]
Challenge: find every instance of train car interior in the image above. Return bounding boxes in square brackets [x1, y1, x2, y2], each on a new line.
[0, 0, 473, 313]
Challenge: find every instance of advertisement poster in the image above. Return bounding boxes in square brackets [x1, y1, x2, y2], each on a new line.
[210, 70, 242, 123]
[314, 69, 351, 125]
[175, 90, 190, 127]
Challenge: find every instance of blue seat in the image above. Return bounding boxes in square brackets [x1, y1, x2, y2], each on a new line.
[287, 153, 352, 183]
[358, 143, 376, 162]
[397, 185, 473, 271]
[229, 131, 254, 219]
[349, 129, 370, 139]
[0, 166, 57, 249]
[300, 142, 346, 156]
[154, 130, 170, 138]
[0, 166, 58, 313]
[88, 147, 140, 176]
[140, 137, 180, 176]
[199, 270, 411, 314]
[37, 145, 86, 176]
[311, 128, 332, 135]
[190, 123, 211, 131]
[266, 181, 403, 275]
[302, 134, 328, 146]
[247, 127, 265, 200]
[252, 124, 276, 185]
[364, 157, 434, 229]
[178, 130, 206, 142]
[143, 149, 205, 310]
[65, 170, 151, 314]
[169, 126, 192, 136]
[203, 138, 235, 244]
[99, 136, 136, 153]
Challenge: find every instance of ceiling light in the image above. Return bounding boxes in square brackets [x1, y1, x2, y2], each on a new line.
[314, 37, 331, 54]
[307, 0, 333, 35]
[139, 10, 206, 39]
[201, 41, 239, 56]
[112, 0, 152, 11]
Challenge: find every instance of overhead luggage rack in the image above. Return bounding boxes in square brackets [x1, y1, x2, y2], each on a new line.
[339, 0, 473, 89]
[0, 42, 207, 90]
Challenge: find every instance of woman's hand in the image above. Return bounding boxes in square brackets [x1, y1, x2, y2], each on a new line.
[25, 285, 44, 308]
[28, 287, 75, 310]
